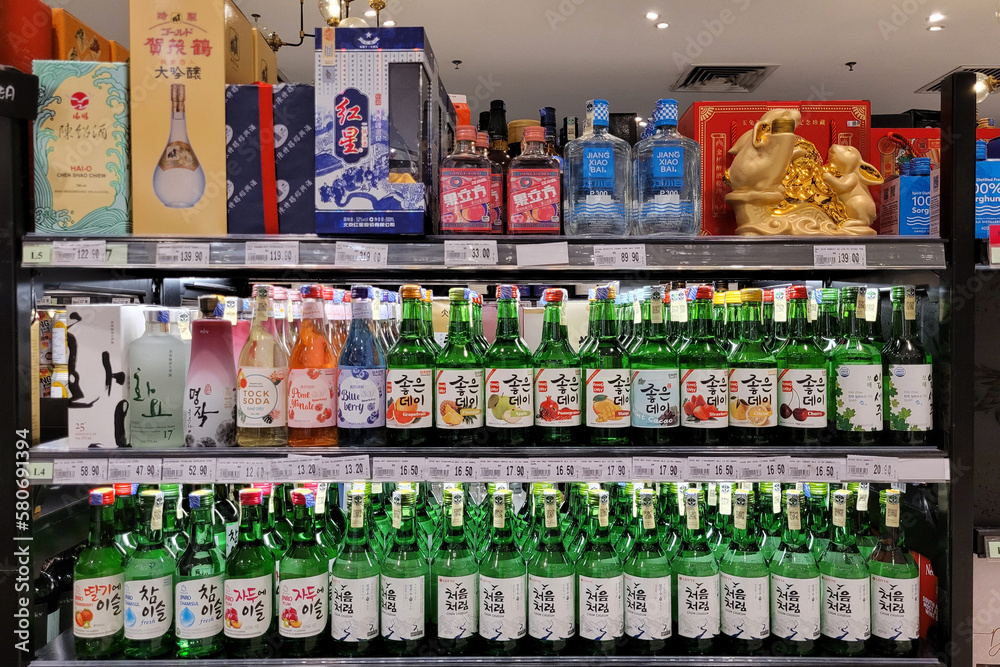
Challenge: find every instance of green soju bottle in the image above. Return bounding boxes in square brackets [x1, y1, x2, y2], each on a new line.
[819, 489, 870, 656]
[719, 489, 769, 654]
[657, 482, 681, 561]
[277, 488, 328, 657]
[175, 488, 225, 657]
[578, 288, 598, 357]
[769, 489, 820, 656]
[257, 483, 287, 577]
[712, 290, 727, 344]
[471, 291, 490, 358]
[582, 285, 632, 445]
[214, 485, 240, 558]
[532, 288, 583, 444]
[74, 487, 125, 658]
[435, 288, 485, 447]
[162, 483, 188, 559]
[762, 289, 776, 351]
[830, 286, 883, 445]
[728, 289, 777, 445]
[679, 285, 729, 445]
[868, 489, 919, 656]
[709, 482, 734, 562]
[124, 490, 176, 657]
[864, 287, 886, 348]
[431, 488, 478, 653]
[672, 488, 720, 654]
[849, 482, 878, 558]
[330, 490, 380, 655]
[772, 287, 790, 349]
[479, 489, 527, 655]
[815, 288, 841, 353]
[776, 285, 829, 445]
[624, 489, 672, 654]
[631, 286, 681, 445]
[386, 284, 436, 445]
[527, 489, 575, 654]
[806, 482, 831, 560]
[420, 288, 441, 354]
[576, 489, 624, 654]
[224, 488, 276, 658]
[758, 482, 783, 561]
[381, 488, 428, 654]
[724, 290, 742, 356]
[485, 284, 534, 445]
[883, 285, 933, 445]
[112, 483, 138, 557]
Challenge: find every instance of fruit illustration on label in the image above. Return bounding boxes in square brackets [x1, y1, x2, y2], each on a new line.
[281, 606, 302, 629]
[440, 400, 464, 426]
[225, 606, 241, 629]
[387, 395, 427, 426]
[75, 608, 94, 628]
[539, 396, 559, 421]
[592, 395, 625, 422]
[488, 394, 530, 424]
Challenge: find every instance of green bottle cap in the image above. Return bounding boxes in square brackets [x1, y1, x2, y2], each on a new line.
[819, 288, 839, 304]
[160, 483, 180, 499]
[448, 287, 467, 301]
[839, 286, 859, 300]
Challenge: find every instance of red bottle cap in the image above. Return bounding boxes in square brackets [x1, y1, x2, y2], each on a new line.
[523, 126, 546, 143]
[695, 285, 714, 300]
[787, 285, 808, 300]
[476, 132, 489, 148]
[113, 483, 135, 497]
[291, 488, 315, 507]
[89, 487, 115, 506]
[456, 125, 477, 142]
[763, 289, 774, 303]
[300, 284, 323, 300]
[542, 288, 563, 303]
[239, 488, 263, 506]
[322, 286, 334, 301]
[253, 483, 273, 496]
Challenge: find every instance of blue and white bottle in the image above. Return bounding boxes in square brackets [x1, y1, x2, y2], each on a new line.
[632, 99, 701, 236]
[564, 99, 632, 236]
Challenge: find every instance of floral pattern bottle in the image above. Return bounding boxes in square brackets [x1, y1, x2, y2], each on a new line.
[288, 285, 337, 446]
[829, 287, 883, 445]
[882, 285, 933, 445]
[337, 285, 387, 447]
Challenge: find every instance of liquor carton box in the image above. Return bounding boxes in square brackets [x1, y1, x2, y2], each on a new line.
[225, 84, 278, 234]
[0, 0, 52, 75]
[252, 28, 276, 84]
[110, 40, 130, 63]
[273, 83, 316, 234]
[314, 27, 449, 235]
[33, 61, 132, 236]
[65, 305, 145, 449]
[976, 159, 1000, 239]
[678, 100, 871, 235]
[51, 8, 111, 62]
[879, 174, 937, 236]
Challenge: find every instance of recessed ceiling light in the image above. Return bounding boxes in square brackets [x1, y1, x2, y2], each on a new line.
[655, 21, 669, 29]
[383, 19, 396, 26]
[927, 24, 945, 31]
[639, 121, 648, 127]
[927, 12, 945, 22]
[635, 115, 644, 122]
[646, 11, 659, 20]
[364, 9, 377, 16]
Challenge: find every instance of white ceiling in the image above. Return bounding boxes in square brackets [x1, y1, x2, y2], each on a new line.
[52, 0, 1000, 123]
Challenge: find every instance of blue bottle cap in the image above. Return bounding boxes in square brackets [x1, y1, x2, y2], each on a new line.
[898, 160, 911, 175]
[497, 284, 516, 300]
[640, 286, 653, 301]
[978, 139, 988, 161]
[911, 157, 931, 175]
[351, 285, 371, 300]
[595, 285, 611, 301]
[592, 99, 610, 128]
[654, 99, 678, 127]
[540, 106, 556, 128]
[155, 309, 171, 323]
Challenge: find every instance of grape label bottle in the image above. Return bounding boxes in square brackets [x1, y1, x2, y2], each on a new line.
[330, 490, 380, 655]
[74, 487, 125, 658]
[175, 489, 225, 658]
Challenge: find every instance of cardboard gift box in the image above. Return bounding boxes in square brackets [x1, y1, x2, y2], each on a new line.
[273, 83, 316, 234]
[51, 8, 111, 62]
[0, 0, 53, 74]
[252, 28, 277, 84]
[110, 40, 130, 63]
[225, 83, 278, 234]
[678, 100, 871, 235]
[33, 61, 132, 236]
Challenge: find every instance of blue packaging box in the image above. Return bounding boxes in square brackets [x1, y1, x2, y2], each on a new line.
[879, 174, 936, 236]
[976, 159, 1000, 239]
[225, 84, 278, 234]
[273, 83, 316, 234]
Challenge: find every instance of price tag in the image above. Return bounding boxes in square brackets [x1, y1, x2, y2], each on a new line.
[105, 244, 128, 266]
[734, 458, 764, 481]
[272, 456, 321, 481]
[216, 458, 269, 483]
[426, 458, 477, 481]
[597, 458, 633, 481]
[577, 459, 608, 482]
[26, 462, 54, 480]
[444, 240, 499, 266]
[686, 457, 715, 481]
[845, 455, 897, 482]
[22, 244, 52, 264]
[806, 458, 846, 482]
[52, 240, 106, 265]
[480, 458, 529, 481]
[786, 458, 812, 480]
[37, 296, 55, 306]
[53, 458, 108, 484]
[156, 242, 210, 267]
[71, 297, 91, 305]
[245, 241, 299, 266]
[593, 244, 646, 268]
[761, 456, 791, 481]
[813, 245, 867, 269]
[516, 241, 569, 267]
[530, 459, 583, 482]
[161, 458, 217, 483]
[632, 457, 686, 481]
[107, 458, 162, 483]
[335, 241, 388, 267]
[371, 457, 423, 481]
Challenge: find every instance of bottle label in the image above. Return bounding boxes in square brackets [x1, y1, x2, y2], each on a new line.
[651, 146, 684, 186]
[330, 574, 379, 642]
[490, 172, 503, 233]
[885, 364, 933, 431]
[437, 574, 478, 639]
[485, 368, 534, 428]
[440, 167, 492, 233]
[224, 574, 273, 639]
[336, 367, 386, 428]
[720, 572, 769, 640]
[225, 522, 238, 557]
[871, 575, 919, 641]
[159, 140, 200, 171]
[624, 573, 672, 640]
[778, 368, 828, 428]
[820, 575, 871, 642]
[534, 367, 582, 427]
[381, 575, 425, 641]
[680, 368, 729, 428]
[278, 573, 328, 638]
[582, 147, 615, 191]
[585, 368, 631, 428]
[630, 369, 681, 428]
[238, 367, 288, 429]
[175, 575, 224, 639]
[578, 574, 624, 641]
[676, 573, 720, 639]
[287, 368, 335, 427]
[508, 168, 561, 233]
[528, 574, 575, 640]
[770, 573, 820, 641]
[436, 369, 484, 429]
[73, 573, 124, 638]
[728, 367, 776, 428]
[833, 364, 883, 432]
[479, 574, 527, 642]
[386, 368, 433, 429]
[124, 575, 173, 640]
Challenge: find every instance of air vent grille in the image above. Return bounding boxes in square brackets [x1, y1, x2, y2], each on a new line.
[671, 64, 779, 93]
[916, 66, 1000, 93]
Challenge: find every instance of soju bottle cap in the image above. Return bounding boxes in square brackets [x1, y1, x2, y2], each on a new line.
[819, 288, 839, 304]
[890, 285, 911, 302]
[740, 288, 763, 303]
[251, 284, 269, 300]
[713, 290, 725, 306]
[322, 286, 334, 301]
[89, 487, 115, 506]
[253, 483, 273, 496]
[724, 290, 742, 305]
[351, 285, 372, 301]
[399, 284, 421, 300]
[113, 483, 134, 497]
[762, 289, 774, 303]
[694, 284, 714, 301]
[300, 284, 323, 300]
[448, 287, 467, 301]
[291, 488, 315, 507]
[496, 284, 517, 300]
[541, 288, 563, 303]
[787, 285, 807, 300]
[595, 285, 612, 301]
[592, 99, 610, 128]
[273, 286, 287, 300]
[189, 488, 214, 509]
[161, 483, 180, 499]
[397, 487, 416, 506]
[839, 286, 859, 301]
[239, 488, 263, 506]
[638, 285, 653, 301]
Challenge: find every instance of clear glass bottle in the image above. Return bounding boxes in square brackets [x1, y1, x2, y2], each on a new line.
[575, 489, 624, 655]
[123, 490, 176, 657]
[527, 489, 575, 654]
[440, 125, 493, 234]
[631, 286, 681, 445]
[719, 489, 769, 654]
[435, 288, 486, 447]
[564, 99, 631, 236]
[624, 488, 672, 654]
[224, 488, 276, 658]
[288, 285, 337, 447]
[337, 285, 387, 447]
[486, 285, 535, 446]
[479, 489, 527, 655]
[728, 288, 778, 445]
[278, 488, 328, 657]
[769, 489, 820, 656]
[818, 489, 870, 656]
[868, 489, 919, 656]
[330, 489, 380, 656]
[175, 488, 225, 658]
[882, 285, 933, 445]
[581, 285, 632, 445]
[776, 285, 829, 445]
[632, 98, 701, 235]
[431, 488, 479, 653]
[678, 285, 729, 444]
[381, 489, 428, 654]
[74, 487, 126, 658]
[152, 84, 206, 208]
[672, 488, 720, 655]
[507, 126, 561, 234]
[386, 284, 436, 445]
[237, 284, 289, 447]
[830, 287, 883, 445]
[129, 309, 187, 447]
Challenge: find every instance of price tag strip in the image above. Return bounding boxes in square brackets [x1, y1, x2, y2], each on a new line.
[215, 458, 270, 483]
[478, 458, 529, 482]
[335, 241, 389, 268]
[271, 456, 321, 482]
[161, 458, 218, 483]
[801, 458, 847, 483]
[593, 244, 647, 268]
[426, 458, 478, 482]
[52, 240, 106, 265]
[107, 458, 162, 483]
[371, 457, 424, 482]
[813, 244, 867, 269]
[845, 455, 898, 482]
[632, 457, 686, 481]
[245, 241, 299, 266]
[529, 458, 585, 482]
[53, 458, 108, 484]
[444, 240, 499, 266]
[516, 241, 569, 267]
[319, 455, 369, 481]
[761, 456, 792, 481]
[156, 242, 211, 267]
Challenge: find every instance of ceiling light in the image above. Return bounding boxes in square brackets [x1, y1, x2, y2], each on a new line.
[655, 21, 669, 29]
[927, 12, 945, 22]
[635, 115, 644, 122]
[927, 24, 945, 31]
[639, 121, 648, 127]
[364, 9, 377, 16]
[383, 19, 396, 26]
[646, 11, 659, 20]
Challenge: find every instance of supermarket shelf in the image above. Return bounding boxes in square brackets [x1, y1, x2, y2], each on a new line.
[19, 234, 947, 273]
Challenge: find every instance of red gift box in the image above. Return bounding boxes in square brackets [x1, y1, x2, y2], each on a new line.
[679, 100, 871, 235]
[0, 0, 53, 74]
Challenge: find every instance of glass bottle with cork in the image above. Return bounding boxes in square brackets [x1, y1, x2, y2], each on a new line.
[74, 487, 126, 659]
[337, 285, 387, 447]
[287, 285, 337, 446]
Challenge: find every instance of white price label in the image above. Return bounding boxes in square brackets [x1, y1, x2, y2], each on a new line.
[26, 462, 54, 480]
[424, 458, 476, 481]
[806, 458, 846, 482]
[597, 458, 633, 481]
[516, 241, 569, 267]
[735, 458, 764, 481]
[761, 456, 791, 481]
[478, 458, 529, 481]
[444, 240, 499, 266]
[576, 460, 609, 482]
[371, 457, 423, 481]
[813, 245, 867, 268]
[335, 241, 388, 267]
[54, 458, 108, 484]
[685, 457, 714, 481]
[245, 241, 299, 266]
[319, 455, 369, 480]
[71, 297, 90, 305]
[215, 458, 269, 483]
[669, 289, 688, 323]
[161, 458, 217, 483]
[22, 244, 52, 264]
[52, 240, 106, 265]
[107, 458, 161, 483]
[593, 244, 646, 268]
[632, 457, 686, 481]
[271, 456, 320, 481]
[530, 459, 583, 481]
[156, 243, 210, 267]
[786, 458, 812, 480]
[845, 455, 897, 482]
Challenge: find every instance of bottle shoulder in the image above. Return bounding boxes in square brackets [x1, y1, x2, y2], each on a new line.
[442, 154, 491, 171]
[510, 154, 560, 171]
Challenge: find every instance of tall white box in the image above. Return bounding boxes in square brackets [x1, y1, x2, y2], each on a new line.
[65, 305, 145, 448]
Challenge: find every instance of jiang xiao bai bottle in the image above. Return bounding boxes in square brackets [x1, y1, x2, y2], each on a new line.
[564, 99, 631, 236]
